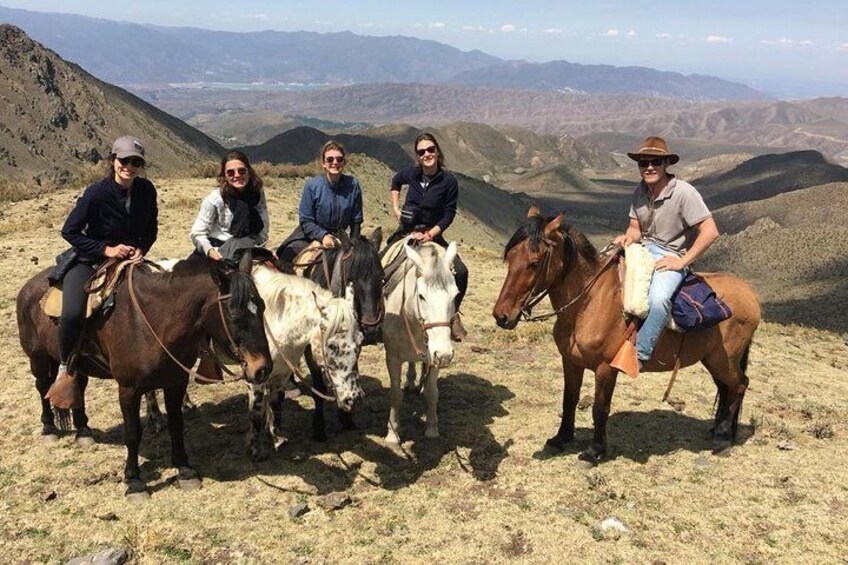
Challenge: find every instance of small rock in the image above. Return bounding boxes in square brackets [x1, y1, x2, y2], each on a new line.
[66, 547, 129, 565]
[598, 516, 629, 540]
[44, 491, 57, 502]
[694, 455, 711, 468]
[470, 345, 490, 354]
[666, 397, 686, 412]
[777, 441, 795, 451]
[30, 256, 39, 264]
[577, 395, 593, 410]
[97, 512, 119, 521]
[316, 492, 352, 511]
[575, 459, 595, 471]
[288, 502, 310, 519]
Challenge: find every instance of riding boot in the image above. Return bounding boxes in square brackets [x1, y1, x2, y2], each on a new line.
[450, 312, 467, 342]
[45, 367, 83, 410]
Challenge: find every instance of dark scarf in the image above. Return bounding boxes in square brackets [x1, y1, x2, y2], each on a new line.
[226, 186, 263, 238]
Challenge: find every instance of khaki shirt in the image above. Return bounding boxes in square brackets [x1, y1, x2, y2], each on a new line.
[628, 176, 711, 255]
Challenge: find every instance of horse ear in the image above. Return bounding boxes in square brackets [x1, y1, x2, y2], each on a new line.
[238, 249, 253, 274]
[544, 214, 564, 238]
[369, 226, 383, 250]
[527, 204, 541, 218]
[337, 231, 352, 248]
[312, 291, 327, 318]
[443, 241, 458, 269]
[210, 260, 230, 293]
[404, 240, 424, 271]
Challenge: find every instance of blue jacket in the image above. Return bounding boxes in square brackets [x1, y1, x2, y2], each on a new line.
[390, 166, 458, 233]
[62, 176, 158, 261]
[298, 174, 363, 241]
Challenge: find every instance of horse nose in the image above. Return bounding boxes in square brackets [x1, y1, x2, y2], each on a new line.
[432, 350, 454, 368]
[495, 313, 509, 328]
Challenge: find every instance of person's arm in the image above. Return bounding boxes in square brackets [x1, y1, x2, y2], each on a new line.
[350, 180, 363, 239]
[257, 189, 270, 247]
[432, 175, 458, 237]
[62, 183, 108, 258]
[613, 218, 642, 247]
[655, 217, 719, 271]
[298, 180, 328, 242]
[390, 169, 406, 220]
[190, 195, 219, 258]
[138, 183, 158, 256]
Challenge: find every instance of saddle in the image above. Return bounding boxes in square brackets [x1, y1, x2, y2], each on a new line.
[40, 258, 133, 319]
[292, 241, 325, 277]
[380, 238, 411, 294]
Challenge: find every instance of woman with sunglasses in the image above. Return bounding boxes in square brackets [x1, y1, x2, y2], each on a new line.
[387, 132, 468, 341]
[276, 140, 363, 264]
[191, 151, 269, 261]
[45, 135, 159, 408]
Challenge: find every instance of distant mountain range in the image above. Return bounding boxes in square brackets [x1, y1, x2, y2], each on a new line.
[0, 5, 765, 101]
[0, 25, 222, 189]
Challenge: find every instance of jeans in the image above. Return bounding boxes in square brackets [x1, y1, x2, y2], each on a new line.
[636, 243, 687, 362]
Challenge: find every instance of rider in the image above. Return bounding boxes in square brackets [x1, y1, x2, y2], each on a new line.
[387, 132, 468, 341]
[613, 136, 719, 368]
[191, 150, 269, 261]
[276, 140, 363, 265]
[46, 135, 159, 408]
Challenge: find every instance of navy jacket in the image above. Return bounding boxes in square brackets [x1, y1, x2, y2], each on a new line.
[390, 166, 458, 233]
[298, 174, 363, 241]
[62, 176, 158, 261]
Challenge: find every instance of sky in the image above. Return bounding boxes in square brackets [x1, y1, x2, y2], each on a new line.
[4, 0, 848, 96]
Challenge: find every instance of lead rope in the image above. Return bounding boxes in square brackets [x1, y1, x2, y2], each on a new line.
[262, 317, 336, 402]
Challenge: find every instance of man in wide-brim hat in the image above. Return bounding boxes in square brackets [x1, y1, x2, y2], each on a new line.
[613, 136, 719, 369]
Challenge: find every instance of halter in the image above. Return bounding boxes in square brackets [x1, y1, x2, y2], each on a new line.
[127, 261, 248, 383]
[399, 261, 452, 358]
[518, 235, 619, 323]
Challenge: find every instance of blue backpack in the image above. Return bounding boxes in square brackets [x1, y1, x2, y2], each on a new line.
[672, 273, 732, 332]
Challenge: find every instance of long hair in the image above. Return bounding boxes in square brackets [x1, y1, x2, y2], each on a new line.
[217, 150, 263, 199]
[414, 132, 446, 170]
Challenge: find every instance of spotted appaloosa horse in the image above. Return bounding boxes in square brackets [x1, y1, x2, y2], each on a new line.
[16, 252, 272, 497]
[382, 239, 459, 444]
[248, 264, 364, 460]
[492, 208, 761, 463]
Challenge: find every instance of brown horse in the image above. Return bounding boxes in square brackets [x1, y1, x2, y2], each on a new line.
[16, 252, 272, 497]
[492, 209, 761, 463]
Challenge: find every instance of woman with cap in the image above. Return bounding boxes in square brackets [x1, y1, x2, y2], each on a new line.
[612, 136, 719, 368]
[386, 132, 468, 341]
[45, 135, 159, 408]
[275, 140, 363, 264]
[190, 150, 268, 261]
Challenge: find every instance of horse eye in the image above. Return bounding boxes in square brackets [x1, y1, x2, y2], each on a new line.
[528, 261, 539, 269]
[247, 301, 258, 315]
[418, 294, 426, 302]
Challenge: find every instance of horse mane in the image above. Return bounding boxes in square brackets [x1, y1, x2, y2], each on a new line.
[322, 236, 383, 283]
[503, 215, 599, 266]
[418, 244, 455, 291]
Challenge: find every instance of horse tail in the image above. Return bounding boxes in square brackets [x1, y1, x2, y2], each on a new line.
[740, 340, 751, 380]
[54, 407, 71, 431]
[731, 340, 753, 439]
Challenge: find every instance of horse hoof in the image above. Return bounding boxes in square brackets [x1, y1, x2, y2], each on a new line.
[578, 448, 605, 465]
[712, 442, 733, 457]
[125, 480, 150, 501]
[41, 433, 60, 443]
[424, 428, 440, 439]
[75, 435, 96, 449]
[544, 436, 567, 452]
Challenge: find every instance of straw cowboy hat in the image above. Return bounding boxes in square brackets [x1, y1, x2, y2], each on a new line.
[627, 136, 680, 165]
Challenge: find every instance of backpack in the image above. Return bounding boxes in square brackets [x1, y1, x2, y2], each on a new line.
[671, 273, 732, 331]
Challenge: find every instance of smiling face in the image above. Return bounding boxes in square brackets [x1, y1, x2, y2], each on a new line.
[322, 149, 346, 181]
[637, 157, 669, 188]
[223, 159, 250, 191]
[113, 155, 144, 185]
[416, 139, 439, 173]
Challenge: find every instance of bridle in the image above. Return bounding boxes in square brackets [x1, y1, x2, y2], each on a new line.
[127, 261, 249, 383]
[399, 261, 452, 358]
[517, 235, 619, 323]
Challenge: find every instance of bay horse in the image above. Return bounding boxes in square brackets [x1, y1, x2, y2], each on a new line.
[492, 208, 761, 463]
[16, 252, 273, 497]
[281, 228, 384, 441]
[247, 264, 364, 460]
[383, 239, 459, 444]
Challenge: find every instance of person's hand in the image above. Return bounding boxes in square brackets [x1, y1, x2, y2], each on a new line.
[655, 255, 687, 272]
[613, 234, 634, 248]
[393, 207, 401, 221]
[129, 248, 144, 262]
[408, 231, 426, 242]
[421, 231, 434, 242]
[208, 248, 223, 261]
[322, 234, 337, 248]
[104, 244, 135, 259]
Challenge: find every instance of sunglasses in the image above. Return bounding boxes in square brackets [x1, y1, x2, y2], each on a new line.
[225, 167, 248, 178]
[117, 156, 145, 168]
[638, 158, 666, 168]
[324, 156, 345, 164]
[416, 145, 437, 157]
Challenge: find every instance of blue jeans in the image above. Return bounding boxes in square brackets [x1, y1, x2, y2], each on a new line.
[636, 243, 687, 362]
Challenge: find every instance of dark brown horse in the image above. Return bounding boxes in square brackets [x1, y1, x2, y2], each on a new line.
[492, 209, 761, 463]
[16, 252, 272, 497]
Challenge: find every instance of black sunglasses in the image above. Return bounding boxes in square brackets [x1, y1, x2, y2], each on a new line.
[638, 158, 666, 168]
[117, 156, 145, 168]
[416, 145, 437, 157]
[225, 167, 248, 178]
[324, 156, 345, 164]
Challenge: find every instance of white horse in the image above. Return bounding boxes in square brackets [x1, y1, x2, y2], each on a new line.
[249, 264, 364, 460]
[382, 239, 459, 444]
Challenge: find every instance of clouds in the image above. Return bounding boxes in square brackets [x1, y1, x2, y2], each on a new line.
[706, 35, 733, 44]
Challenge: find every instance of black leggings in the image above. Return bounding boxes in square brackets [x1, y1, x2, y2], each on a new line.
[58, 263, 95, 363]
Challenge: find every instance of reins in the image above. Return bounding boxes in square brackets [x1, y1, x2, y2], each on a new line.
[127, 261, 246, 383]
[262, 317, 337, 402]
[519, 239, 620, 323]
[398, 259, 452, 358]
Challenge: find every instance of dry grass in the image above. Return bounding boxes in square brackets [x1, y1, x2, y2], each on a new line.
[1, 178, 847, 564]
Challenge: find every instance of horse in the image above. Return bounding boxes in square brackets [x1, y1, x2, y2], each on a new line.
[282, 228, 384, 441]
[248, 263, 364, 460]
[492, 208, 761, 463]
[382, 238, 459, 444]
[16, 252, 273, 497]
